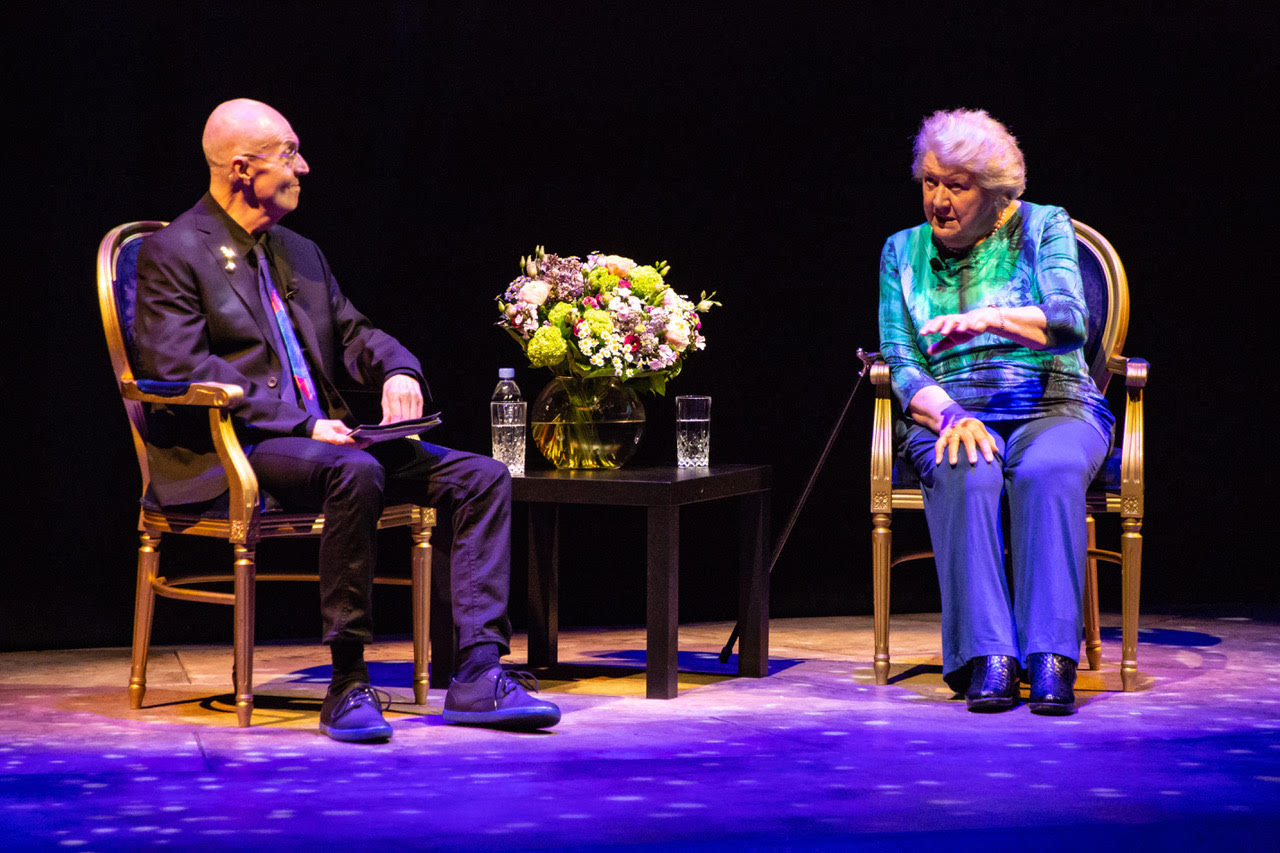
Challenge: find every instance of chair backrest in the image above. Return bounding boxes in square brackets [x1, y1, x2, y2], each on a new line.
[1072, 220, 1129, 394]
[97, 221, 167, 488]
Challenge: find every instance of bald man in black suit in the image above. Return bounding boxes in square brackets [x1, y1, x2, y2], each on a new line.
[135, 99, 559, 740]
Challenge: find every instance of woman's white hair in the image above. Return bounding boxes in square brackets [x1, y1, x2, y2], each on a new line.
[911, 108, 1026, 202]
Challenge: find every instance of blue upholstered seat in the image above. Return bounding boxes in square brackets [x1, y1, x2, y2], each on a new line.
[113, 237, 190, 399]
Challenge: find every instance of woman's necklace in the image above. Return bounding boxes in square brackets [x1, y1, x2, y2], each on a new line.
[985, 200, 1018, 240]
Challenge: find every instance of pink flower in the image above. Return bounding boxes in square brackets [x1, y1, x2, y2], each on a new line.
[665, 318, 691, 351]
[519, 280, 552, 306]
[601, 255, 637, 277]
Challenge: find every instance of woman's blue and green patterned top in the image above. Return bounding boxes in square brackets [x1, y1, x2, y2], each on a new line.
[878, 201, 1113, 441]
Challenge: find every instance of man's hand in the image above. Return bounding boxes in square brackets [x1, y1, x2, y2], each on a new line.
[312, 418, 354, 445]
[381, 374, 423, 425]
[935, 415, 996, 466]
[920, 307, 1000, 355]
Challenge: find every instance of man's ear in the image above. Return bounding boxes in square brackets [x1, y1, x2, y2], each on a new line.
[229, 155, 253, 186]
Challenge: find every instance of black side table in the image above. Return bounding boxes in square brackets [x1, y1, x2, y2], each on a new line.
[511, 464, 771, 699]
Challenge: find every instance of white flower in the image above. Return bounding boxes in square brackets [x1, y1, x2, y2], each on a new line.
[663, 289, 694, 312]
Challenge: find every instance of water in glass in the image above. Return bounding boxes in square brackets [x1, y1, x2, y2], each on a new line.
[677, 418, 710, 467]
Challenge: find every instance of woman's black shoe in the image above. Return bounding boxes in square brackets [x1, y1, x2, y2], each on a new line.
[964, 655, 1020, 712]
[1027, 652, 1077, 715]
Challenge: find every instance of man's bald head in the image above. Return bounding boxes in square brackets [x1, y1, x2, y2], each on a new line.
[202, 98, 293, 171]
[201, 99, 309, 233]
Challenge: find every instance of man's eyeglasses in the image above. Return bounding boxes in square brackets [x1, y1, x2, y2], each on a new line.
[244, 149, 302, 168]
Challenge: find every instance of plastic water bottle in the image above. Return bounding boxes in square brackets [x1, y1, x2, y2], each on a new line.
[490, 368, 525, 475]
[491, 368, 522, 404]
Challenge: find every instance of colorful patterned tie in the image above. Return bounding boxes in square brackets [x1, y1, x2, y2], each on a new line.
[254, 245, 326, 420]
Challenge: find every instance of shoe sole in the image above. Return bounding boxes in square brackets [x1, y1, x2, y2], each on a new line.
[1028, 701, 1075, 716]
[319, 722, 393, 742]
[441, 707, 561, 730]
[965, 697, 1017, 713]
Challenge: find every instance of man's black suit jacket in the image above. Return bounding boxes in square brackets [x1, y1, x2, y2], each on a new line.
[134, 194, 425, 507]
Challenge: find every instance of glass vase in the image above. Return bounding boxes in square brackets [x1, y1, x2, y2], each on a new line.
[530, 376, 646, 469]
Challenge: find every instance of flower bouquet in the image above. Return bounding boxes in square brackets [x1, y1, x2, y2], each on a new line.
[497, 247, 718, 395]
[496, 247, 720, 468]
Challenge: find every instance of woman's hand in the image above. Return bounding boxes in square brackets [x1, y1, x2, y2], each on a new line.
[921, 305, 1052, 353]
[935, 415, 996, 466]
[920, 307, 1000, 355]
[907, 388, 997, 465]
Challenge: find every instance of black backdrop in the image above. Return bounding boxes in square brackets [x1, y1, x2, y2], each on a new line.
[7, 2, 1272, 651]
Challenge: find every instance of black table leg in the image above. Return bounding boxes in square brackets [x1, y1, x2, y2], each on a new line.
[738, 491, 770, 678]
[647, 504, 680, 699]
[527, 504, 559, 668]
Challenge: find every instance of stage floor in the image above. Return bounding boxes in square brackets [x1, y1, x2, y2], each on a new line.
[3, 612, 1278, 850]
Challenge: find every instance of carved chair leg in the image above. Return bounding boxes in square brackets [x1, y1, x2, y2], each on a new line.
[129, 531, 161, 710]
[232, 543, 256, 727]
[1082, 515, 1102, 671]
[872, 511, 892, 685]
[1120, 516, 1143, 691]
[410, 518, 433, 705]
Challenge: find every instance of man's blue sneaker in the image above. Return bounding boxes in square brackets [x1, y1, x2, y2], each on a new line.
[319, 683, 394, 742]
[442, 668, 561, 730]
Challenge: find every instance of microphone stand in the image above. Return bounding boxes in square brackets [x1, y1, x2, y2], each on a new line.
[718, 347, 880, 663]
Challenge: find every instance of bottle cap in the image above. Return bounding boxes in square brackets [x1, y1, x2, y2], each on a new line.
[498, 368, 515, 379]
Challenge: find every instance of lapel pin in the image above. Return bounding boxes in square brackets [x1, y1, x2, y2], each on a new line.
[220, 245, 237, 272]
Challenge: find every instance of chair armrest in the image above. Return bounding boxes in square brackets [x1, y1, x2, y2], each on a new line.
[1114, 357, 1148, 517]
[121, 379, 245, 408]
[870, 358, 895, 512]
[121, 378, 260, 544]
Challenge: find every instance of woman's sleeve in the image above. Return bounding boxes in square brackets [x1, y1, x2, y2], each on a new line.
[1034, 207, 1089, 354]
[877, 236, 938, 411]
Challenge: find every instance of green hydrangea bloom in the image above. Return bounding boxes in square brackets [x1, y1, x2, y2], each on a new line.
[626, 265, 663, 298]
[547, 302, 576, 327]
[586, 268, 620, 293]
[584, 308, 613, 336]
[527, 325, 568, 367]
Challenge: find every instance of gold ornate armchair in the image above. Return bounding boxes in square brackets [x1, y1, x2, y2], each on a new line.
[869, 220, 1147, 691]
[98, 221, 437, 726]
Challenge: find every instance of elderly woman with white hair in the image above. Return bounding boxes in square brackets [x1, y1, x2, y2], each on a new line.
[878, 108, 1113, 714]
